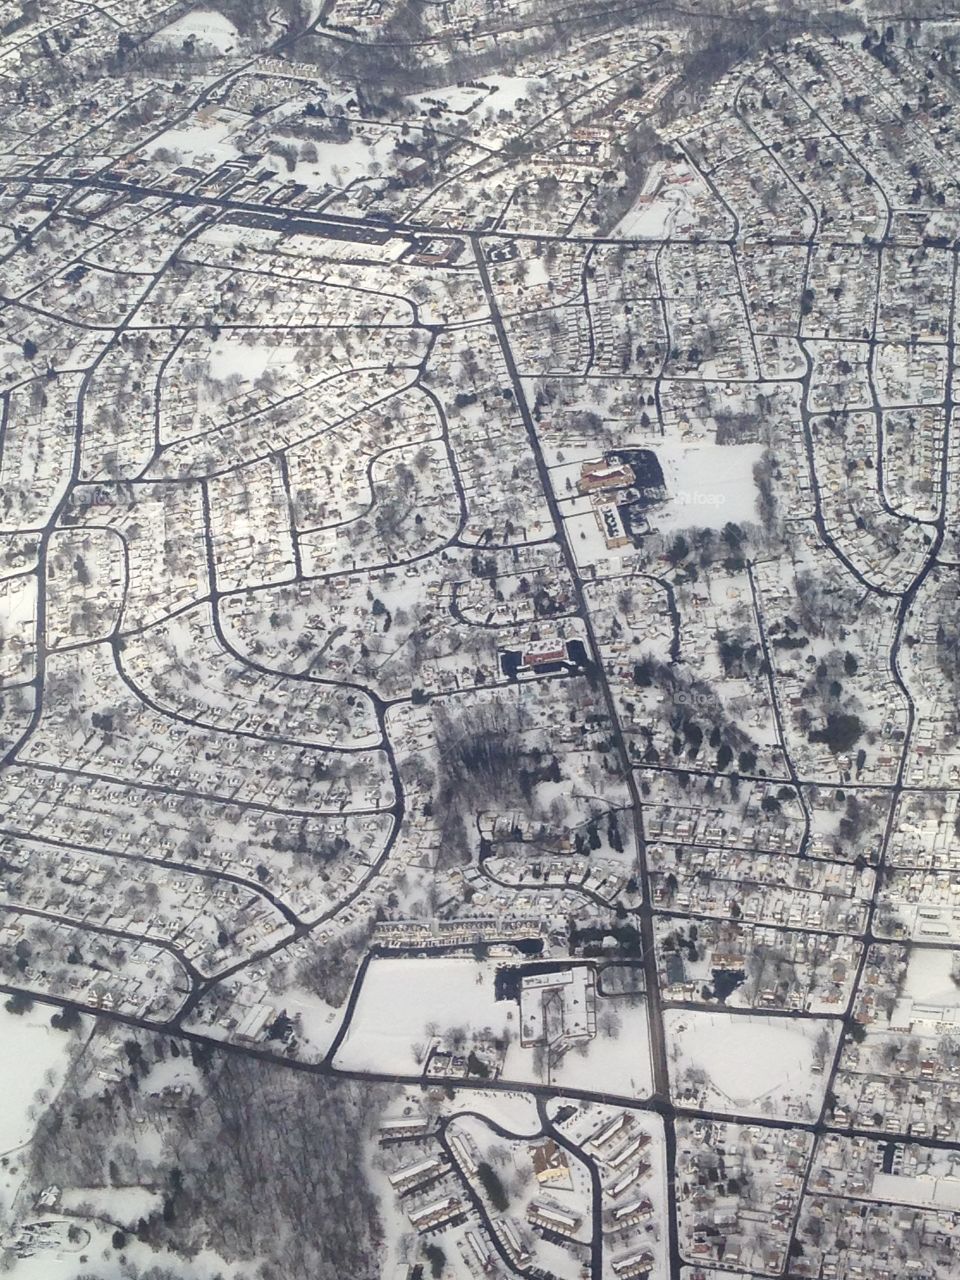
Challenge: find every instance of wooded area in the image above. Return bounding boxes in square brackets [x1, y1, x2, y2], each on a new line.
[29, 1033, 393, 1280]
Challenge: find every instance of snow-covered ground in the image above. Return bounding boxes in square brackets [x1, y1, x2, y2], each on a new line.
[0, 1006, 75, 1153]
[150, 8, 240, 52]
[207, 335, 282, 384]
[59, 1185, 161, 1225]
[654, 441, 764, 533]
[476, 76, 538, 112]
[334, 957, 655, 1098]
[900, 946, 960, 1007]
[333, 956, 518, 1076]
[449, 1087, 542, 1135]
[551, 999, 653, 1098]
[665, 1009, 840, 1119]
[146, 109, 247, 169]
[267, 132, 398, 191]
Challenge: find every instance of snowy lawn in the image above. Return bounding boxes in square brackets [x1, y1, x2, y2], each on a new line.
[60, 1186, 161, 1226]
[901, 946, 960, 1008]
[551, 998, 653, 1098]
[0, 1004, 75, 1153]
[654, 441, 765, 533]
[665, 1009, 840, 1119]
[150, 8, 239, 52]
[334, 957, 655, 1098]
[334, 957, 516, 1074]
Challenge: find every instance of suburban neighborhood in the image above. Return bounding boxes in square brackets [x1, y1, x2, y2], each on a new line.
[1, 1, 960, 1279]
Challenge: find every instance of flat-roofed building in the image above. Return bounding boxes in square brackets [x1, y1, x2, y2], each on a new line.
[449, 1131, 479, 1176]
[612, 1248, 654, 1278]
[611, 1197, 654, 1229]
[464, 1230, 495, 1272]
[408, 1195, 463, 1233]
[606, 1132, 651, 1170]
[610, 1162, 649, 1200]
[388, 1156, 444, 1195]
[527, 1200, 582, 1237]
[587, 1112, 629, 1150]
[494, 1217, 531, 1264]
[380, 1115, 433, 1144]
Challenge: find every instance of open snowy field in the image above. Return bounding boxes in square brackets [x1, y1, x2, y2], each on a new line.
[334, 957, 654, 1097]
[665, 1009, 840, 1119]
[150, 8, 240, 51]
[653, 441, 765, 533]
[550, 998, 653, 1098]
[901, 946, 960, 1007]
[0, 1005, 75, 1153]
[334, 956, 506, 1074]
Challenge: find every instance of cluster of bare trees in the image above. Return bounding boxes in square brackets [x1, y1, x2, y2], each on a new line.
[429, 696, 574, 864]
[296, 916, 376, 1007]
[29, 1031, 392, 1280]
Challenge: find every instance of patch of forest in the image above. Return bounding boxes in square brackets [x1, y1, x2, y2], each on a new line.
[28, 1031, 393, 1280]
